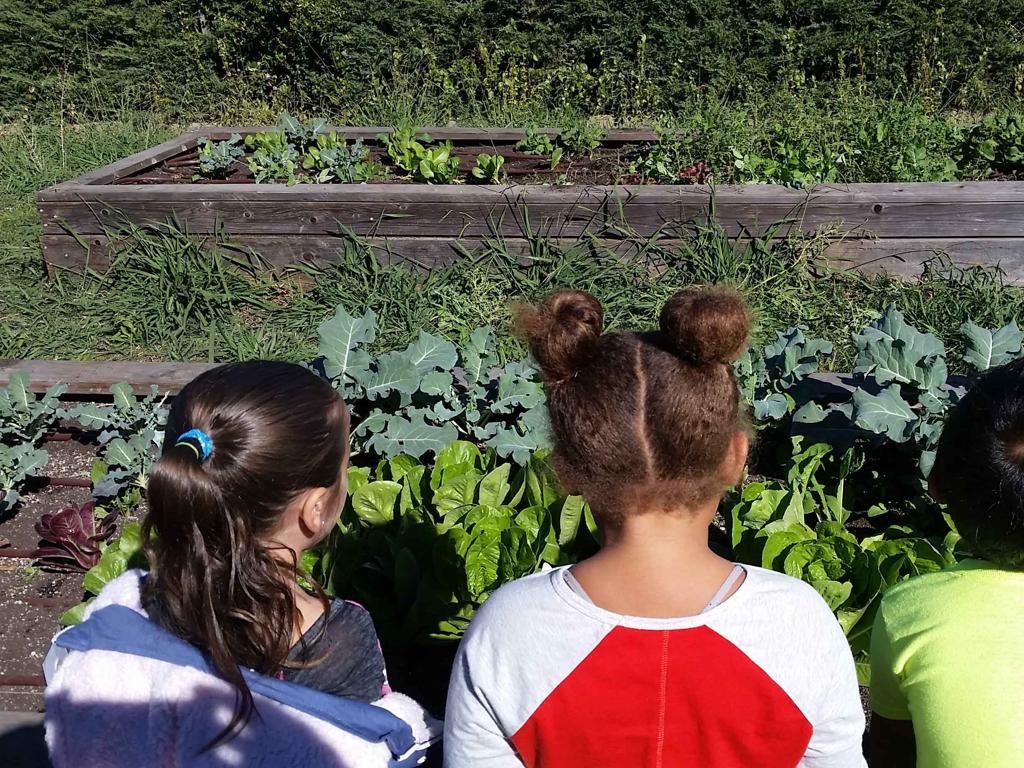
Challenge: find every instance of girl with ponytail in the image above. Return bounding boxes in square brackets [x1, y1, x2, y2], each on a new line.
[445, 289, 866, 767]
[142, 361, 388, 742]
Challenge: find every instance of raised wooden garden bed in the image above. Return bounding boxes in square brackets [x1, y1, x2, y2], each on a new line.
[37, 127, 1024, 283]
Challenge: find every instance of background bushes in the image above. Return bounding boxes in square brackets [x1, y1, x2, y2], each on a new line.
[3, 0, 1023, 120]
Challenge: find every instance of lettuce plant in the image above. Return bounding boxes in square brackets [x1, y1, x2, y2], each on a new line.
[33, 501, 119, 572]
[470, 153, 505, 183]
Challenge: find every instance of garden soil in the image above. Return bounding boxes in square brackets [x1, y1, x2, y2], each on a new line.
[0, 440, 95, 711]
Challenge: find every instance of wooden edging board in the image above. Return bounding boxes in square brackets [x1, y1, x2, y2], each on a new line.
[36, 126, 1024, 284]
[0, 359, 870, 399]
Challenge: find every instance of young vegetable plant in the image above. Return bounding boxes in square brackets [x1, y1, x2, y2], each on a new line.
[245, 130, 301, 184]
[33, 501, 119, 573]
[276, 111, 328, 151]
[381, 127, 429, 174]
[415, 142, 460, 184]
[303, 135, 377, 183]
[516, 125, 563, 169]
[470, 153, 505, 183]
[380, 128, 460, 183]
[195, 134, 244, 180]
[559, 120, 606, 156]
[71, 383, 167, 504]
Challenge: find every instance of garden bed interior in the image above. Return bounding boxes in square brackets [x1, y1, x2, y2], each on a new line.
[0, 361, 878, 720]
[36, 127, 1024, 283]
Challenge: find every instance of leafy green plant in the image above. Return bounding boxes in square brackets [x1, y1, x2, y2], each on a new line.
[469, 153, 505, 183]
[414, 142, 460, 184]
[735, 326, 833, 421]
[71, 383, 167, 502]
[728, 437, 957, 682]
[61, 522, 144, 625]
[381, 127, 429, 173]
[559, 120, 606, 155]
[302, 134, 376, 183]
[0, 372, 62, 512]
[0, 372, 65, 444]
[732, 138, 855, 186]
[961, 319, 1023, 371]
[962, 113, 1024, 176]
[245, 130, 300, 184]
[194, 134, 244, 179]
[309, 442, 596, 644]
[33, 500, 119, 572]
[276, 111, 328, 151]
[0, 442, 48, 514]
[516, 125, 564, 169]
[317, 308, 548, 463]
[380, 128, 460, 183]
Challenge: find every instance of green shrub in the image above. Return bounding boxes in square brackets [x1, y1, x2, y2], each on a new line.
[4, 1, 1023, 119]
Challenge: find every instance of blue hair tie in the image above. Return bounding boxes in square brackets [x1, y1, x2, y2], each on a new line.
[175, 429, 214, 462]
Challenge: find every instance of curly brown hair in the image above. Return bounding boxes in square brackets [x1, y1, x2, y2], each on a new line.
[516, 287, 750, 523]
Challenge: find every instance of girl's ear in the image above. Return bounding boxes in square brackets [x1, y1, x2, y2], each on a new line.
[297, 486, 331, 539]
[723, 430, 750, 487]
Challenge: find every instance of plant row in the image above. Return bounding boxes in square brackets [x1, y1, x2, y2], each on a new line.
[7, 307, 1023, 683]
[194, 111, 1024, 187]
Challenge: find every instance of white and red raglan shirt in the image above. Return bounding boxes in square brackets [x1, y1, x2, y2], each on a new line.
[444, 565, 866, 768]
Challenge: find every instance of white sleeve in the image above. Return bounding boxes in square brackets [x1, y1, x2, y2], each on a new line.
[800, 607, 867, 768]
[443, 635, 524, 767]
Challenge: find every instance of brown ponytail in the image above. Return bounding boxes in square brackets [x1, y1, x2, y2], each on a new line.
[516, 287, 750, 521]
[142, 361, 348, 746]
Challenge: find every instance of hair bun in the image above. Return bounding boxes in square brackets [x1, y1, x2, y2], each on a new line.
[516, 290, 604, 381]
[660, 288, 750, 364]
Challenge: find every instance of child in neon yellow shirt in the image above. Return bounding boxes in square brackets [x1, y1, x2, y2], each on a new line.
[870, 357, 1024, 767]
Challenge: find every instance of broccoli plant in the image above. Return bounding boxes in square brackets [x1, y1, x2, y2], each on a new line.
[276, 111, 328, 151]
[194, 134, 244, 180]
[245, 130, 301, 184]
[734, 326, 833, 421]
[317, 307, 547, 463]
[71, 383, 167, 502]
[303, 135, 377, 183]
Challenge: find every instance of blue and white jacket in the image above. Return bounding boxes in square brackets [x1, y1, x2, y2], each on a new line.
[43, 570, 441, 768]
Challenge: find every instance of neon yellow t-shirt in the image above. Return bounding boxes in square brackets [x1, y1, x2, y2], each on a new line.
[870, 559, 1024, 767]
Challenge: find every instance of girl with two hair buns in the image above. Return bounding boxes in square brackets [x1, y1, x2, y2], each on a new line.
[444, 288, 866, 767]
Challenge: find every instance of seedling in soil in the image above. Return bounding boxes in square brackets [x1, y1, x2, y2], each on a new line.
[195, 134, 244, 180]
[559, 120, 607, 156]
[470, 153, 506, 183]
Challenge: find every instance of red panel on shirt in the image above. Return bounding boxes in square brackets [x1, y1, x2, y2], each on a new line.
[510, 625, 812, 768]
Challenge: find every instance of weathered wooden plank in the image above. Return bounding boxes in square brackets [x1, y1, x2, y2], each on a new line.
[38, 180, 1024, 204]
[38, 199, 611, 239]
[195, 126, 658, 143]
[0, 360, 217, 395]
[47, 133, 200, 188]
[38, 195, 1024, 239]
[40, 232, 1024, 283]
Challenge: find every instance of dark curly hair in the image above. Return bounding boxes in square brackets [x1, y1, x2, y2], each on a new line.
[930, 357, 1024, 568]
[516, 287, 750, 523]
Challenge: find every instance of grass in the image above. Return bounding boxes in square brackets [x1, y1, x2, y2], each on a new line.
[2, 110, 1023, 369]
